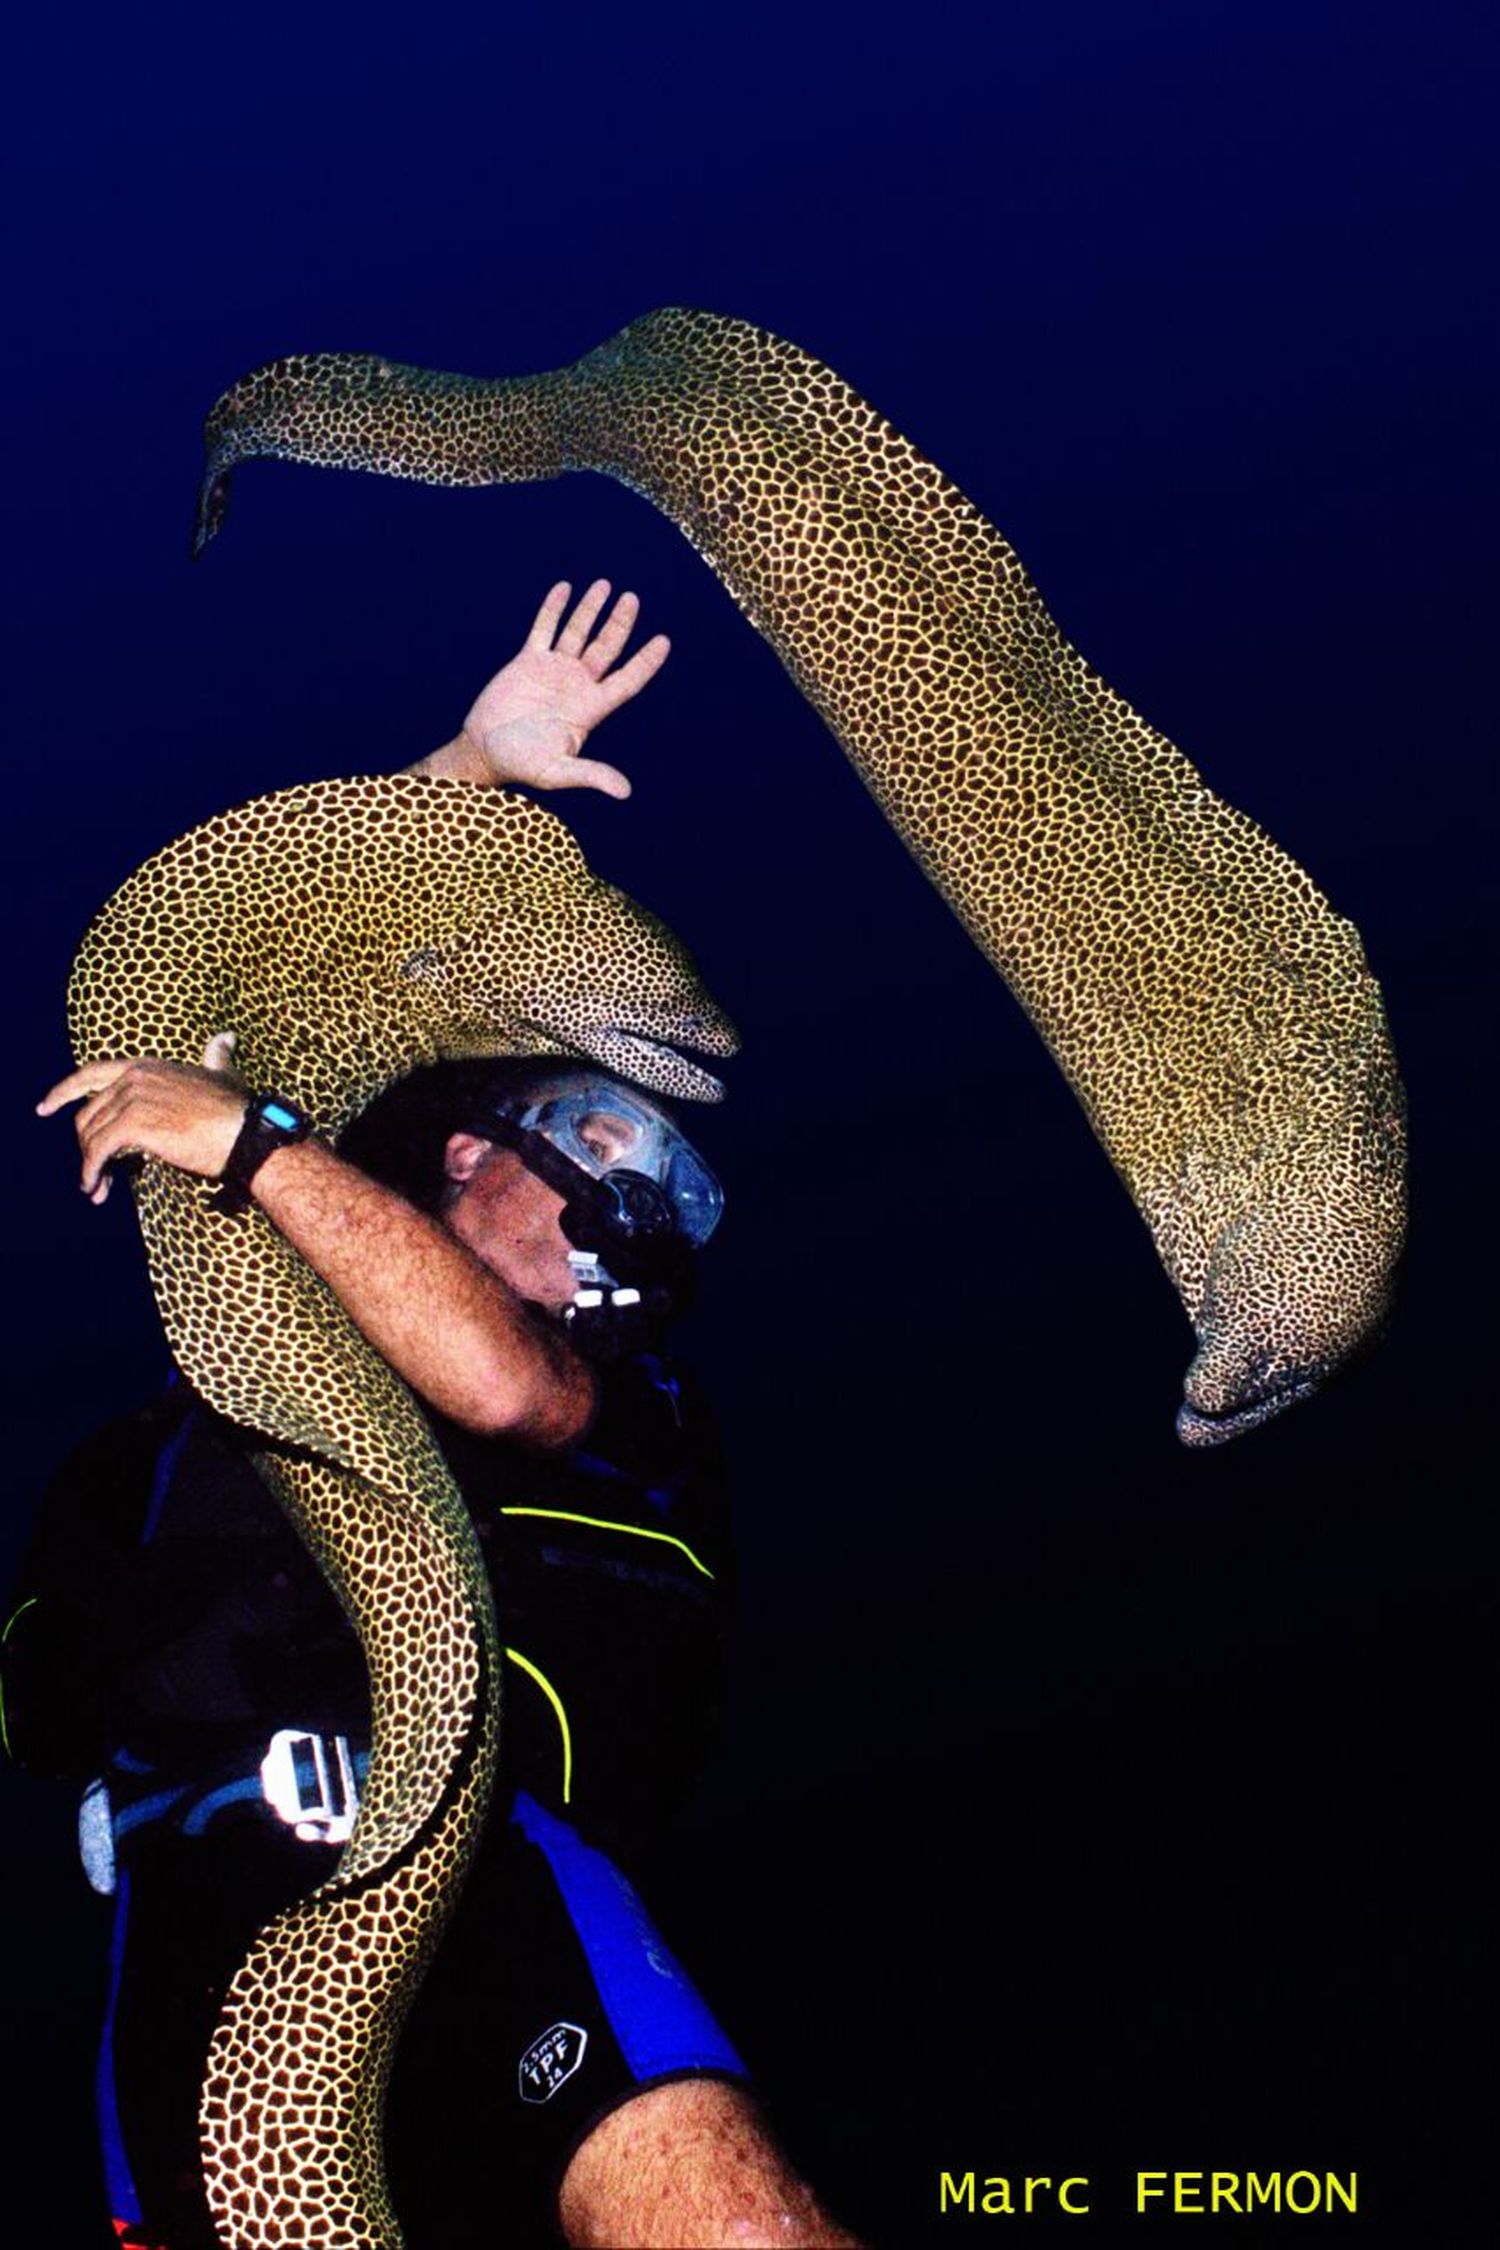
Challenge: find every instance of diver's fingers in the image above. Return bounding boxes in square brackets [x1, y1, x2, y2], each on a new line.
[556, 579, 611, 656]
[81, 1135, 134, 1197]
[36, 1059, 133, 1115]
[527, 581, 572, 651]
[582, 589, 640, 677]
[75, 1083, 139, 1194]
[546, 757, 633, 801]
[596, 634, 670, 711]
[71, 1081, 132, 1143]
[201, 1030, 237, 1072]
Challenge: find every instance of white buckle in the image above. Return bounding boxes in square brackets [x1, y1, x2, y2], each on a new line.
[78, 1777, 117, 1895]
[260, 1728, 361, 1844]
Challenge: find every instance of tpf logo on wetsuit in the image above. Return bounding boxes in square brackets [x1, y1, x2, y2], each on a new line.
[518, 2021, 589, 2103]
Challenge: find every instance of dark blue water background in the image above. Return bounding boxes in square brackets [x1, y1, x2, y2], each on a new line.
[6, 5, 1494, 2237]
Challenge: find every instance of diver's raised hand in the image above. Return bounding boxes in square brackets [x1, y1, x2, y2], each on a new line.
[37, 1033, 251, 1204]
[414, 580, 670, 798]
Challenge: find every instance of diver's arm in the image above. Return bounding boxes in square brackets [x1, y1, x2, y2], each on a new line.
[36, 1053, 596, 1448]
[407, 579, 669, 796]
[248, 1136, 596, 1447]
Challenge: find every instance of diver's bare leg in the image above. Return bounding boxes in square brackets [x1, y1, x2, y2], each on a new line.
[558, 2078, 863, 2248]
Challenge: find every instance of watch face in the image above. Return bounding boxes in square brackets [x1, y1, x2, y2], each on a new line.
[260, 1100, 303, 1133]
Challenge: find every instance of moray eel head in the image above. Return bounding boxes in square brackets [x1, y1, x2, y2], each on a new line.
[195, 353, 406, 555]
[194, 352, 325, 555]
[407, 872, 738, 1105]
[71, 778, 738, 1137]
[194, 349, 553, 557]
[1172, 1118, 1405, 1447]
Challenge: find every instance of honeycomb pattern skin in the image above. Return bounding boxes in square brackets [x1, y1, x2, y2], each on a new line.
[67, 776, 735, 2247]
[197, 310, 1407, 1446]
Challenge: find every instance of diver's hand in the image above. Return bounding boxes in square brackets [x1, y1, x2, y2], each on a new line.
[413, 580, 669, 798]
[37, 1032, 251, 1204]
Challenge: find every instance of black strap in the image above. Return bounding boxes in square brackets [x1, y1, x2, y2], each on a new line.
[210, 1094, 312, 1215]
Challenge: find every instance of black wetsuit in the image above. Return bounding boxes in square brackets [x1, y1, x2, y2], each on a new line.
[4, 1355, 747, 2248]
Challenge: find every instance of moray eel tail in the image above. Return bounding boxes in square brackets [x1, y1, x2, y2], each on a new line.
[194, 351, 571, 556]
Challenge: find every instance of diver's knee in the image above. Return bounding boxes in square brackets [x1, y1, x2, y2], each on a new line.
[557, 2077, 862, 2248]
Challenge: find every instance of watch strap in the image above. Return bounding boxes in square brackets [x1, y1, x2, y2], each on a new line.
[210, 1094, 313, 1216]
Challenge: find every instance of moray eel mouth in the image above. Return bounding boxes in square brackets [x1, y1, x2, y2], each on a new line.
[582, 1026, 729, 1101]
[1177, 1294, 1395, 1448]
[508, 1017, 735, 1102]
[1175, 1369, 1326, 1449]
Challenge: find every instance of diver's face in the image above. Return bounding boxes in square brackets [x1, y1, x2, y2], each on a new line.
[569, 1103, 643, 1169]
[441, 1134, 577, 1313]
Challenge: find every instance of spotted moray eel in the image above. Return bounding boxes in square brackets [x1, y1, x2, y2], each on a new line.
[197, 308, 1407, 1447]
[67, 777, 734, 2247]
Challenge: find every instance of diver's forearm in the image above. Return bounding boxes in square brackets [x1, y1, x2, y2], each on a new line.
[251, 1137, 595, 1445]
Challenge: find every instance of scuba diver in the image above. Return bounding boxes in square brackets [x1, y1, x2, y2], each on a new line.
[12, 584, 861, 2249]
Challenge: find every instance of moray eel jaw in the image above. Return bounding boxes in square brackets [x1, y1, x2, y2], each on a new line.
[1177, 1290, 1396, 1448]
[378, 814, 740, 1116]
[1177, 1367, 1329, 1448]
[496, 885, 740, 1102]
[498, 1014, 734, 1102]
[195, 468, 230, 556]
[457, 1013, 732, 1103]
[1171, 1165, 1403, 1447]
[581, 1027, 728, 1100]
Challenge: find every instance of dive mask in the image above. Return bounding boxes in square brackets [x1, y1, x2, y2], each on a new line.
[463, 1068, 723, 1294]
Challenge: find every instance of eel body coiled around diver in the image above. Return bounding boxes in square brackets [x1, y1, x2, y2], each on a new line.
[196, 310, 1406, 1446]
[68, 776, 734, 2248]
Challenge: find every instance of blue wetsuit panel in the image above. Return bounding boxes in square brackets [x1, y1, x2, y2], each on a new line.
[512, 1789, 746, 2084]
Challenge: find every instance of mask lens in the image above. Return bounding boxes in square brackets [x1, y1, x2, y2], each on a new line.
[514, 1083, 723, 1248]
[573, 1107, 647, 1171]
[661, 1144, 723, 1247]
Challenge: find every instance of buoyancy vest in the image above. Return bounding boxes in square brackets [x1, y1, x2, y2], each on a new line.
[3, 1356, 731, 1858]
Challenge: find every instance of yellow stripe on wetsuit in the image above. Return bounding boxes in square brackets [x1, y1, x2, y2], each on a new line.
[0, 1595, 39, 1760]
[499, 1509, 714, 1807]
[504, 1647, 573, 1805]
[498, 1506, 714, 1580]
